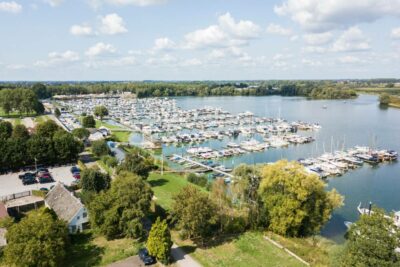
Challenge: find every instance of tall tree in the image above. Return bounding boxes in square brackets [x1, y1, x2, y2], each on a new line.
[258, 160, 343, 237]
[341, 207, 400, 267]
[54, 107, 61, 118]
[172, 185, 217, 242]
[81, 167, 111, 193]
[91, 140, 110, 157]
[117, 148, 155, 179]
[147, 217, 173, 264]
[3, 209, 69, 267]
[0, 121, 13, 140]
[52, 130, 83, 163]
[36, 120, 60, 138]
[94, 105, 109, 121]
[82, 115, 96, 128]
[88, 172, 153, 239]
[12, 124, 29, 140]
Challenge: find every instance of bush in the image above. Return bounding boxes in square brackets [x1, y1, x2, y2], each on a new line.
[186, 173, 208, 187]
[91, 140, 110, 157]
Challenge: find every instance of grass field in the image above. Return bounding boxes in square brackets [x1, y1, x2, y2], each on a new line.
[173, 231, 305, 267]
[35, 115, 49, 123]
[148, 172, 197, 210]
[112, 131, 132, 142]
[95, 120, 126, 131]
[65, 231, 143, 267]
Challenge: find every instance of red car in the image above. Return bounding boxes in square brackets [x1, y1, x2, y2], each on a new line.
[73, 172, 81, 179]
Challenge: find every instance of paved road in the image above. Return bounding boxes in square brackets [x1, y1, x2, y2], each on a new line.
[107, 256, 147, 267]
[171, 244, 202, 267]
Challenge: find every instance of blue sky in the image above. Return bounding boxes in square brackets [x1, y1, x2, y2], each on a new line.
[1, 0, 400, 80]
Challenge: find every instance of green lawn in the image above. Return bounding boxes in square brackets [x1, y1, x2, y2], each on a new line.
[148, 172, 202, 210]
[35, 115, 49, 123]
[174, 232, 305, 267]
[95, 120, 126, 131]
[0, 107, 36, 118]
[65, 231, 143, 267]
[112, 131, 132, 142]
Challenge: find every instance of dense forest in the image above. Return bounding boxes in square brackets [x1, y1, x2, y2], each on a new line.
[0, 88, 44, 115]
[0, 80, 362, 100]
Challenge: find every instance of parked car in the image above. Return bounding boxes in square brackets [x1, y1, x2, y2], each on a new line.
[37, 172, 53, 183]
[70, 166, 80, 174]
[35, 167, 49, 174]
[22, 175, 37, 185]
[73, 172, 81, 179]
[19, 172, 35, 180]
[138, 248, 156, 266]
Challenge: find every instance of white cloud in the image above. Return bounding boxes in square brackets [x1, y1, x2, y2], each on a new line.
[275, 0, 400, 32]
[85, 42, 116, 57]
[302, 46, 327, 53]
[391, 27, 400, 39]
[85, 56, 136, 68]
[181, 58, 202, 67]
[100, 13, 127, 35]
[338, 55, 364, 64]
[44, 0, 63, 7]
[153, 37, 175, 51]
[6, 64, 27, 70]
[332, 27, 370, 52]
[266, 23, 292, 36]
[35, 50, 80, 67]
[88, 0, 166, 8]
[147, 54, 177, 65]
[184, 12, 261, 49]
[0, 1, 22, 13]
[303, 32, 333, 45]
[302, 58, 322, 67]
[218, 12, 261, 39]
[70, 24, 94, 36]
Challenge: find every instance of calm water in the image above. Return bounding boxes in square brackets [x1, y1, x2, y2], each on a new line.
[166, 94, 400, 243]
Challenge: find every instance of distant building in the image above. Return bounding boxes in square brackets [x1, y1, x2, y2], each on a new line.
[88, 127, 110, 142]
[45, 183, 89, 233]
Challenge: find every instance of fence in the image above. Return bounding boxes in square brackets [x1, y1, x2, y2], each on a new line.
[0, 190, 32, 203]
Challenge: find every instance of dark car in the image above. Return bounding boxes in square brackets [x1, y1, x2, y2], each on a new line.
[70, 166, 80, 174]
[138, 248, 156, 266]
[22, 175, 37, 185]
[19, 172, 35, 179]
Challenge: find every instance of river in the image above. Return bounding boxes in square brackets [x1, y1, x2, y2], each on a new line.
[130, 94, 400, 242]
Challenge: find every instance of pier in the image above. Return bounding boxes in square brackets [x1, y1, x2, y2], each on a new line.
[172, 154, 233, 178]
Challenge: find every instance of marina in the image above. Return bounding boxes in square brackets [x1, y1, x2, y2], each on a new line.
[56, 94, 400, 242]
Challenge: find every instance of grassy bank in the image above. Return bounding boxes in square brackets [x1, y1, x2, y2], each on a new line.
[173, 231, 305, 267]
[148, 172, 197, 210]
[66, 231, 142, 267]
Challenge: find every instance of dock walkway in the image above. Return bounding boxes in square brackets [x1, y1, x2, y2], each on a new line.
[172, 154, 233, 178]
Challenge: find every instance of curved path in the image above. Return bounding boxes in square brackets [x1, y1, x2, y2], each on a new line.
[171, 244, 202, 267]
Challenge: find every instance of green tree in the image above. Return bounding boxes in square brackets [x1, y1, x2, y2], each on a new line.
[81, 167, 111, 193]
[91, 140, 110, 157]
[35, 120, 60, 138]
[88, 172, 153, 239]
[72, 127, 90, 140]
[258, 160, 343, 237]
[12, 124, 29, 140]
[172, 185, 217, 242]
[0, 121, 13, 140]
[147, 217, 173, 264]
[117, 148, 155, 179]
[32, 83, 51, 99]
[3, 209, 68, 267]
[341, 207, 400, 267]
[54, 108, 61, 118]
[380, 93, 391, 105]
[52, 130, 83, 163]
[94, 105, 109, 121]
[82, 115, 96, 128]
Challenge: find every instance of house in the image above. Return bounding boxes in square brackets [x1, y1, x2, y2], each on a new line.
[88, 127, 110, 142]
[45, 183, 89, 233]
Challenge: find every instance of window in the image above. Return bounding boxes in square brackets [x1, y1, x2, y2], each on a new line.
[83, 212, 87, 218]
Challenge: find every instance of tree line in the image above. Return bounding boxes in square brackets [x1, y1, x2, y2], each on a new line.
[0, 81, 359, 101]
[0, 120, 83, 171]
[0, 88, 44, 116]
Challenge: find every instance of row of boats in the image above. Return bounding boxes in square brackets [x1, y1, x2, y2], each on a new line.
[299, 146, 398, 178]
[56, 96, 321, 146]
[185, 135, 315, 159]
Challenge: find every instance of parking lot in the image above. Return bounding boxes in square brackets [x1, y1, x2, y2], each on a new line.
[0, 166, 77, 197]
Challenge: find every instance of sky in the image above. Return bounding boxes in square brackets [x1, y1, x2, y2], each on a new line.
[1, 0, 400, 81]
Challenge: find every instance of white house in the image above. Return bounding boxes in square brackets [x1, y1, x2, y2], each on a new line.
[45, 183, 89, 233]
